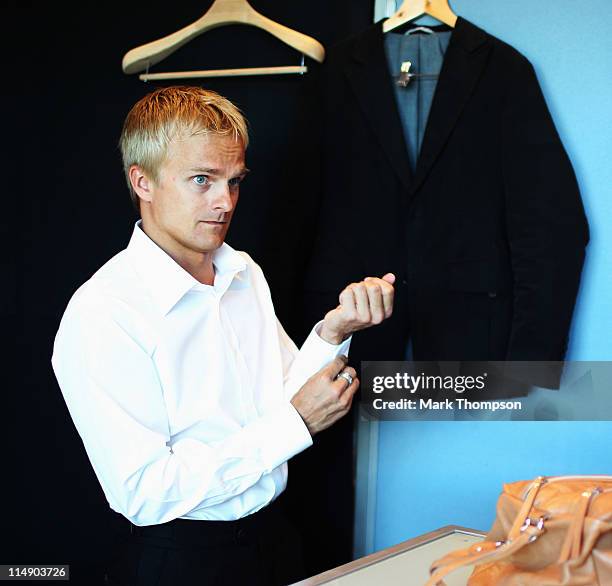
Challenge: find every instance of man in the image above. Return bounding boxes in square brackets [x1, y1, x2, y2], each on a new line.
[51, 86, 395, 586]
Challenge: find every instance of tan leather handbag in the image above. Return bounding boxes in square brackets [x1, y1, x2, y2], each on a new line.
[426, 475, 612, 585]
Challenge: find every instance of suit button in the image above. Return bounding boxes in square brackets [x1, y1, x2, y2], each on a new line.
[488, 292, 497, 298]
[402, 279, 408, 286]
[235, 527, 247, 544]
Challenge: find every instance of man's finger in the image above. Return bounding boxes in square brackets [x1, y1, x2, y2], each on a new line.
[363, 277, 394, 318]
[340, 376, 360, 409]
[371, 276, 395, 317]
[381, 281, 394, 317]
[338, 287, 355, 314]
[351, 283, 370, 321]
[325, 355, 349, 380]
[365, 273, 395, 283]
[333, 366, 357, 392]
[365, 281, 385, 323]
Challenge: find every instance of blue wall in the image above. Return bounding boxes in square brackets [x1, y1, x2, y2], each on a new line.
[369, 1, 612, 553]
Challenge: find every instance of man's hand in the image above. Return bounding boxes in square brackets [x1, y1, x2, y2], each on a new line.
[319, 273, 395, 344]
[290, 355, 359, 436]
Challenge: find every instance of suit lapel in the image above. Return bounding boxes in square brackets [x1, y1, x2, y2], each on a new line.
[343, 17, 490, 198]
[411, 16, 491, 196]
[345, 22, 414, 191]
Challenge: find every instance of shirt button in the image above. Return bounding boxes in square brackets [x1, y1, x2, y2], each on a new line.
[488, 292, 497, 298]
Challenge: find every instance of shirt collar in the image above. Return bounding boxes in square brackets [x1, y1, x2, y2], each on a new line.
[126, 219, 247, 316]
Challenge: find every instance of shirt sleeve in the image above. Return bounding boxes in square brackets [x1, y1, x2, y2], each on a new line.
[51, 294, 318, 526]
[276, 319, 352, 401]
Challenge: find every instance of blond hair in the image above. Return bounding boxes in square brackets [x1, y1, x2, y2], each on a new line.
[119, 86, 249, 213]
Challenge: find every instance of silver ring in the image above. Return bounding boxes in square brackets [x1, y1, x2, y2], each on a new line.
[337, 371, 353, 386]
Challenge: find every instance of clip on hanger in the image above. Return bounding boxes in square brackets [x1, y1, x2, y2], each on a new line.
[396, 60, 439, 87]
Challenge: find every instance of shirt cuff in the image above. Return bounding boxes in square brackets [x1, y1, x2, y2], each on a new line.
[249, 401, 313, 472]
[297, 320, 352, 373]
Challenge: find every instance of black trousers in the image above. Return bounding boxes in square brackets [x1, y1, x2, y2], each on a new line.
[104, 494, 306, 586]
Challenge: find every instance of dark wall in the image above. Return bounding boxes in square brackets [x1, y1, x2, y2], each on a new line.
[6, 1, 374, 583]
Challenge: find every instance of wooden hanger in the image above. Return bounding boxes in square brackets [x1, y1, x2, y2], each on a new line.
[383, 0, 458, 33]
[122, 0, 325, 80]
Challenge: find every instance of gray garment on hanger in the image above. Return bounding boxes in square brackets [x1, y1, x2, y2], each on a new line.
[384, 30, 452, 172]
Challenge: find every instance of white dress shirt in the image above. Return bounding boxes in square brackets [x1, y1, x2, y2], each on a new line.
[51, 220, 351, 526]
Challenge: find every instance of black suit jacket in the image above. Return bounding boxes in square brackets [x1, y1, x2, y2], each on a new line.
[304, 16, 589, 388]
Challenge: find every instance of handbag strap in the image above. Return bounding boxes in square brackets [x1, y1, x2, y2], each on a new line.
[558, 487, 601, 563]
[507, 476, 547, 540]
[425, 524, 544, 586]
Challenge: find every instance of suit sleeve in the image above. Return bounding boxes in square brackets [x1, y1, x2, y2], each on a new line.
[302, 59, 366, 334]
[501, 55, 589, 374]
